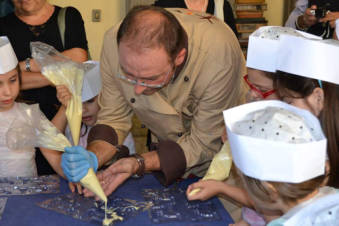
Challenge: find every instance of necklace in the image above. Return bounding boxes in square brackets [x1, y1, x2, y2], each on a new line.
[184, 0, 208, 13]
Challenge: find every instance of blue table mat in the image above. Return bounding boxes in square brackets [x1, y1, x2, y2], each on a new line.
[1, 174, 234, 226]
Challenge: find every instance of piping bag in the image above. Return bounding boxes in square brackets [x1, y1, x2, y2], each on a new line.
[6, 42, 107, 202]
[188, 142, 232, 196]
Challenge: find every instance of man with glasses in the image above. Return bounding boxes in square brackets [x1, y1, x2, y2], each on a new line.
[61, 5, 246, 194]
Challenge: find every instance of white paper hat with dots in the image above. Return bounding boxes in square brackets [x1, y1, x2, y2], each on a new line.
[81, 60, 101, 102]
[0, 36, 18, 74]
[246, 26, 320, 73]
[223, 100, 327, 183]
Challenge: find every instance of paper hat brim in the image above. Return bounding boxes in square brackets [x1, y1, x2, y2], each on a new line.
[223, 100, 327, 183]
[82, 61, 101, 102]
[277, 35, 339, 85]
[0, 36, 18, 74]
[246, 26, 321, 73]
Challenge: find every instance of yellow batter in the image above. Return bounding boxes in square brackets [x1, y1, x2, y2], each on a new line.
[42, 62, 84, 145]
[42, 62, 108, 210]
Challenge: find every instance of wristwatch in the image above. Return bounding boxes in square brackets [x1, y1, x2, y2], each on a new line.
[131, 153, 145, 178]
[25, 58, 31, 72]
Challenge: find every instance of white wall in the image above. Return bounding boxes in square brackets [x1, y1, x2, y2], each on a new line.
[49, 0, 286, 59]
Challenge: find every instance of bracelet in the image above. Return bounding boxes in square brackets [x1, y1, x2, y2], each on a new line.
[25, 57, 31, 72]
[130, 153, 145, 178]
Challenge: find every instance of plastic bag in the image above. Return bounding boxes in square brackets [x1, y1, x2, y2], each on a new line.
[6, 104, 106, 203]
[37, 193, 151, 224]
[189, 142, 232, 196]
[142, 186, 221, 223]
[0, 197, 7, 220]
[0, 175, 60, 196]
[31, 41, 84, 146]
[6, 103, 71, 151]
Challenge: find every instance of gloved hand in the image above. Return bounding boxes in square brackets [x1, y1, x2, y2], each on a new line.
[61, 146, 98, 182]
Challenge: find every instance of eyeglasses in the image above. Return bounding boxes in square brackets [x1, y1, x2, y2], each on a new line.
[243, 74, 275, 99]
[117, 66, 173, 88]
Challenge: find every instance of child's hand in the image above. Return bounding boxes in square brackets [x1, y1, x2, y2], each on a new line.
[68, 182, 83, 194]
[56, 85, 72, 107]
[186, 179, 223, 201]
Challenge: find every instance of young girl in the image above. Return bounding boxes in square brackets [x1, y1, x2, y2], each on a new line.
[274, 34, 339, 188]
[0, 36, 63, 177]
[224, 100, 338, 226]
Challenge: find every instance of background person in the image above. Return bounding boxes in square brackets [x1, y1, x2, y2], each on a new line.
[285, 0, 339, 39]
[154, 0, 238, 36]
[0, 0, 88, 175]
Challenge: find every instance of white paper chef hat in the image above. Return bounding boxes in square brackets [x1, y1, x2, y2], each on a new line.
[223, 100, 327, 183]
[246, 26, 321, 73]
[277, 31, 339, 85]
[0, 36, 18, 74]
[82, 60, 101, 102]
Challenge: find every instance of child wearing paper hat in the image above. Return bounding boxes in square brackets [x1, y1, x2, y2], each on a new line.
[55, 61, 136, 155]
[224, 100, 339, 226]
[187, 26, 320, 225]
[274, 33, 339, 188]
[0, 36, 63, 177]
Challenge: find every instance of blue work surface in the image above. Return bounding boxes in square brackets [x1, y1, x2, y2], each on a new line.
[1, 174, 234, 225]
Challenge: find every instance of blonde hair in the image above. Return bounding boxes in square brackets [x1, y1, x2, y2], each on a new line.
[242, 173, 326, 205]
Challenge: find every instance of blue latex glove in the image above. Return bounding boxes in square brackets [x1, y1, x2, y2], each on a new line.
[61, 146, 98, 182]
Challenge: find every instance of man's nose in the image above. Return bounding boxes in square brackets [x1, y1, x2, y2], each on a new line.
[134, 84, 147, 95]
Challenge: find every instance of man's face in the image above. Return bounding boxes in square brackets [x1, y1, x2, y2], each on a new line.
[118, 42, 174, 96]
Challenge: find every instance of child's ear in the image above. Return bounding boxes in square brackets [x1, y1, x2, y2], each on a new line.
[307, 87, 324, 116]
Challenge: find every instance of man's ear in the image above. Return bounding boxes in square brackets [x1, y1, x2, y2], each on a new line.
[174, 48, 186, 66]
[307, 87, 324, 116]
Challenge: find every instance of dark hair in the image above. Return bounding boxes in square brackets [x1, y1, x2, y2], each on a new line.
[274, 71, 339, 188]
[117, 5, 186, 62]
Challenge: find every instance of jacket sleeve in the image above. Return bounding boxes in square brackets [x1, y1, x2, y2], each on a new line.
[91, 27, 133, 145]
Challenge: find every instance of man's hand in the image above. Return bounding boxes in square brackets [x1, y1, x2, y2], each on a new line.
[61, 146, 98, 182]
[83, 157, 139, 198]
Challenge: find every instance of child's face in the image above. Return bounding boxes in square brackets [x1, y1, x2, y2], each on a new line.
[0, 68, 20, 112]
[82, 96, 99, 126]
[279, 88, 324, 117]
[245, 68, 279, 102]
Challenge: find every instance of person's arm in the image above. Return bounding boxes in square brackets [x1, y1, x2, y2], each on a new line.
[319, 12, 339, 29]
[18, 48, 87, 90]
[40, 147, 64, 177]
[186, 179, 254, 207]
[285, 0, 308, 28]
